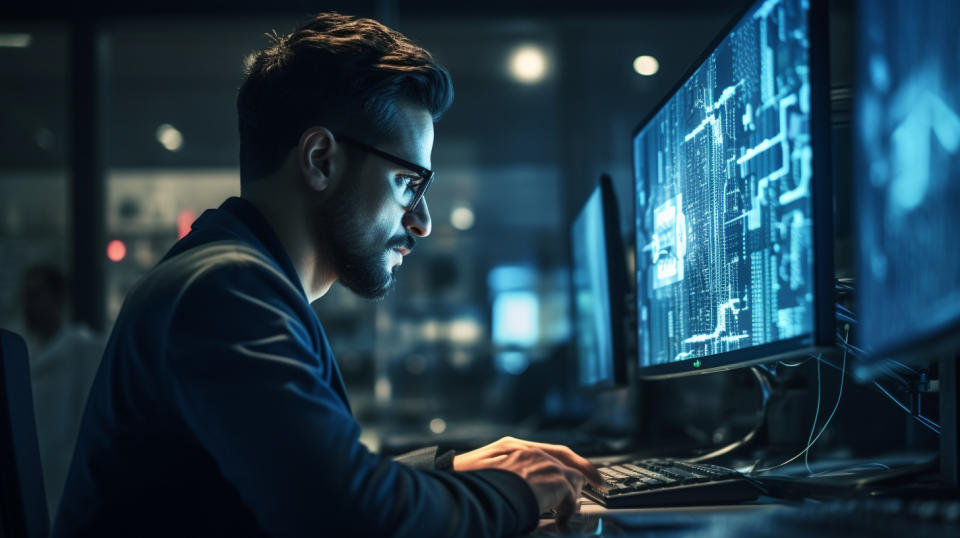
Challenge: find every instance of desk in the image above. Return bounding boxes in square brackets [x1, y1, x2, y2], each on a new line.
[534, 501, 785, 536]
[531, 497, 960, 536]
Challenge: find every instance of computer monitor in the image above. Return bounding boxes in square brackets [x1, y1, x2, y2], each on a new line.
[570, 174, 629, 389]
[633, 0, 834, 379]
[855, 0, 960, 364]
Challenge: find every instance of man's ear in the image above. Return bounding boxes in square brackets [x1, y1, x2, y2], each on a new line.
[298, 126, 337, 192]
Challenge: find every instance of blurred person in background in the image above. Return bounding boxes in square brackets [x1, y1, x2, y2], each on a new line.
[14, 264, 103, 519]
[56, 12, 598, 537]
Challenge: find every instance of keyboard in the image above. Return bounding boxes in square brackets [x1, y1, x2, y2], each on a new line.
[584, 459, 762, 508]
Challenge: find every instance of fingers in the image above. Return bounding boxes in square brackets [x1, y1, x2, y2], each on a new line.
[563, 464, 586, 501]
[513, 440, 603, 487]
[482, 454, 508, 465]
[554, 469, 583, 525]
[486, 444, 587, 519]
[465, 437, 601, 491]
[554, 494, 578, 526]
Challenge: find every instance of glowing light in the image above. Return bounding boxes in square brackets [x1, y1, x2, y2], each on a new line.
[633, 55, 660, 76]
[106, 240, 127, 262]
[429, 418, 447, 434]
[509, 45, 548, 84]
[177, 209, 197, 239]
[421, 320, 440, 341]
[448, 318, 482, 344]
[0, 33, 31, 48]
[155, 124, 184, 152]
[495, 351, 530, 375]
[374, 377, 392, 403]
[450, 350, 472, 369]
[450, 206, 475, 230]
[487, 265, 537, 291]
[492, 291, 539, 346]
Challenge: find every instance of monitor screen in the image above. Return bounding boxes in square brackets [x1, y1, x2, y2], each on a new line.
[571, 176, 627, 388]
[856, 0, 960, 360]
[633, 0, 832, 378]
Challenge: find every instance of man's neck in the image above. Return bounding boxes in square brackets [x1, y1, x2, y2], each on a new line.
[241, 192, 336, 302]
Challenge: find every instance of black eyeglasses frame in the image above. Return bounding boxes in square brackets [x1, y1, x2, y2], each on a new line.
[336, 135, 435, 212]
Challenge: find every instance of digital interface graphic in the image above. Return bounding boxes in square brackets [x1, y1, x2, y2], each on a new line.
[857, 0, 960, 356]
[571, 188, 614, 386]
[634, 0, 814, 369]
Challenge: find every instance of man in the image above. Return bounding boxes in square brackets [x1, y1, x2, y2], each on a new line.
[15, 265, 103, 517]
[55, 12, 599, 537]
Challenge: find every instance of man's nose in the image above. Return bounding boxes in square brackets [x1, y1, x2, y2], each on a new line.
[403, 197, 432, 238]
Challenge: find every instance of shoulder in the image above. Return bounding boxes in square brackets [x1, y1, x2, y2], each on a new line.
[160, 241, 320, 347]
[135, 240, 300, 307]
[115, 240, 314, 346]
[165, 241, 291, 285]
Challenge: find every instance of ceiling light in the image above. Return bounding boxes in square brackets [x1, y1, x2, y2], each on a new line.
[633, 55, 660, 76]
[509, 45, 548, 84]
[429, 418, 447, 434]
[450, 206, 475, 230]
[0, 33, 31, 48]
[155, 124, 184, 152]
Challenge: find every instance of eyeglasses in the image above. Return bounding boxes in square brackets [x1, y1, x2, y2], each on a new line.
[336, 135, 435, 213]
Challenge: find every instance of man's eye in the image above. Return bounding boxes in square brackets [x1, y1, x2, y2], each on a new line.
[395, 175, 419, 189]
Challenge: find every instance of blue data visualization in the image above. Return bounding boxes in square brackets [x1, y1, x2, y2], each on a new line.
[856, 0, 960, 357]
[634, 0, 814, 369]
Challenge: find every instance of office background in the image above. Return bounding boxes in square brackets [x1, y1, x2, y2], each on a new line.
[6, 0, 924, 465]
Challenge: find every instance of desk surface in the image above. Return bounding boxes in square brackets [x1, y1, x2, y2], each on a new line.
[532, 497, 960, 537]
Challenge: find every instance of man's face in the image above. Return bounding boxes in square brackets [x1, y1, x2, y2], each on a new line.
[318, 103, 434, 299]
[21, 273, 63, 337]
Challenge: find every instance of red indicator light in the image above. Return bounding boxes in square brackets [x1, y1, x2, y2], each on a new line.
[177, 209, 197, 239]
[106, 239, 126, 262]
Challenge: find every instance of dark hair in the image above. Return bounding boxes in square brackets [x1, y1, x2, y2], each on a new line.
[237, 12, 454, 185]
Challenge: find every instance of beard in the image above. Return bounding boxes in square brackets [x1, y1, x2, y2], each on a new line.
[316, 177, 412, 300]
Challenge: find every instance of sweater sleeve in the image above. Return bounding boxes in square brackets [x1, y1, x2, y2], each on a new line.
[165, 264, 538, 537]
[393, 447, 457, 471]
[393, 446, 439, 469]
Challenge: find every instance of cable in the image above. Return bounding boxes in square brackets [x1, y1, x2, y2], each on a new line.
[779, 355, 814, 368]
[835, 312, 858, 325]
[684, 366, 771, 464]
[808, 462, 891, 478]
[872, 381, 942, 434]
[888, 360, 919, 375]
[804, 355, 823, 475]
[833, 335, 868, 357]
[873, 381, 940, 432]
[752, 349, 847, 475]
[834, 303, 857, 318]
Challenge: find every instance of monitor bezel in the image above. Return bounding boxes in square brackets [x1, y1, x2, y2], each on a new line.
[632, 0, 835, 380]
[570, 174, 630, 390]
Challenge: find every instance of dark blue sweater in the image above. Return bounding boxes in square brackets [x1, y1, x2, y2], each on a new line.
[54, 197, 538, 537]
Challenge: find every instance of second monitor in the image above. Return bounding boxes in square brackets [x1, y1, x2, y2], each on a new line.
[570, 174, 629, 389]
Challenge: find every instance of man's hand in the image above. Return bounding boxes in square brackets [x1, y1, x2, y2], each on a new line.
[452, 437, 602, 519]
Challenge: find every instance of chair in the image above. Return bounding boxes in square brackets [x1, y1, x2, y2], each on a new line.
[0, 328, 49, 538]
